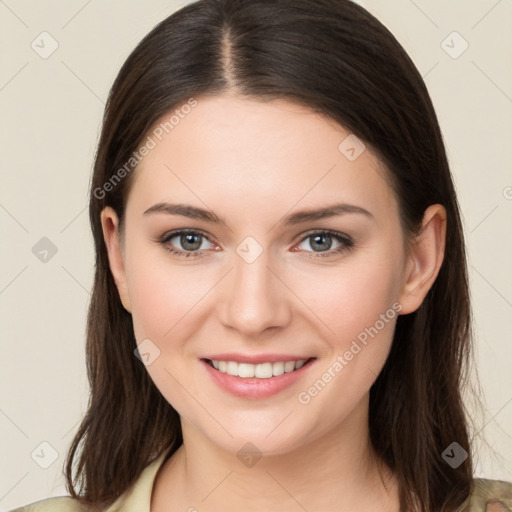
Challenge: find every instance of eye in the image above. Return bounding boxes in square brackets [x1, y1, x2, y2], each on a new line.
[159, 229, 217, 258]
[294, 230, 354, 258]
[158, 229, 354, 259]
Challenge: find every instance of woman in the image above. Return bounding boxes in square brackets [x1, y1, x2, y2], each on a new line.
[12, 0, 512, 510]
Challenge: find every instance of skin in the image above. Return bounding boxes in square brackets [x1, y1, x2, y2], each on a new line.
[101, 93, 446, 511]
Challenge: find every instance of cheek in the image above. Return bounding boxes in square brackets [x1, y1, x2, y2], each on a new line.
[125, 241, 214, 343]
[123, 244, 214, 416]
[294, 254, 403, 349]
[292, 255, 403, 424]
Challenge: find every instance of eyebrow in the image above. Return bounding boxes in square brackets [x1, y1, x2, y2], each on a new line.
[143, 202, 373, 225]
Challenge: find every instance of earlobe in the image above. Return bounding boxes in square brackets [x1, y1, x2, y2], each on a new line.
[100, 207, 132, 313]
[398, 204, 447, 315]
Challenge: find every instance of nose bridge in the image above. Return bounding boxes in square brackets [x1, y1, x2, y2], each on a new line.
[218, 237, 291, 335]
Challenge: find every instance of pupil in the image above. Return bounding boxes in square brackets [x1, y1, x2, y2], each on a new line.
[182, 234, 201, 251]
[311, 234, 331, 252]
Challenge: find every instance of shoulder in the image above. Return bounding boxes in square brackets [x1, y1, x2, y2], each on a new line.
[9, 448, 172, 512]
[463, 478, 512, 511]
[9, 496, 92, 512]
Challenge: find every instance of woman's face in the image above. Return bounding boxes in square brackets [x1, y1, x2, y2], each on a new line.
[102, 93, 426, 456]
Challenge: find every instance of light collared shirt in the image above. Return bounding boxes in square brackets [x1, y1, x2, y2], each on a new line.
[10, 449, 167, 512]
[10, 452, 512, 511]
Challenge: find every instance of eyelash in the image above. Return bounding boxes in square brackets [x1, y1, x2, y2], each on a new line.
[158, 229, 354, 260]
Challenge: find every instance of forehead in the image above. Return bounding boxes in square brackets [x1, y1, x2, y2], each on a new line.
[126, 94, 397, 223]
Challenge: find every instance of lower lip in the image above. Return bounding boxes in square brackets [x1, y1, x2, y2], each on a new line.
[200, 359, 315, 399]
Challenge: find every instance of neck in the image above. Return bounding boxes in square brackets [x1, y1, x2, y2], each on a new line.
[151, 396, 400, 511]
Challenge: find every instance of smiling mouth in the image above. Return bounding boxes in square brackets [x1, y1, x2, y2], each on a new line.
[203, 358, 316, 379]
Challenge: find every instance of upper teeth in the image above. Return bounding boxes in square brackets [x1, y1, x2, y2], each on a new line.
[211, 359, 308, 378]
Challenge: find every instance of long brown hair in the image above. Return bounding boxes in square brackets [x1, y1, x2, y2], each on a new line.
[66, 1, 476, 510]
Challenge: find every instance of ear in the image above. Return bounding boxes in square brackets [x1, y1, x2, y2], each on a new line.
[100, 206, 132, 313]
[398, 204, 447, 315]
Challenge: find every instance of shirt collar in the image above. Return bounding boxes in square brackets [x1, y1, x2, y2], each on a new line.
[106, 447, 173, 512]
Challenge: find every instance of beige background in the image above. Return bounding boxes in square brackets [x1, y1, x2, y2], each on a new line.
[1, 0, 511, 508]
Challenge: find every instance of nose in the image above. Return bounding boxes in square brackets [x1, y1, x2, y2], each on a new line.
[217, 246, 292, 337]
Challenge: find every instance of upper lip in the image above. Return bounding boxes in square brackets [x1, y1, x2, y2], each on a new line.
[202, 353, 315, 364]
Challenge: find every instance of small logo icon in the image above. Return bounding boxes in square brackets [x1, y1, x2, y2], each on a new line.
[236, 236, 263, 264]
[441, 31, 469, 59]
[31, 31, 59, 59]
[31, 441, 59, 469]
[441, 441, 468, 468]
[134, 338, 161, 366]
[32, 237, 58, 263]
[338, 134, 366, 161]
[237, 441, 262, 468]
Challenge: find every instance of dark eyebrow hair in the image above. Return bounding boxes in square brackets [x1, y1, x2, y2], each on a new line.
[143, 202, 373, 225]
